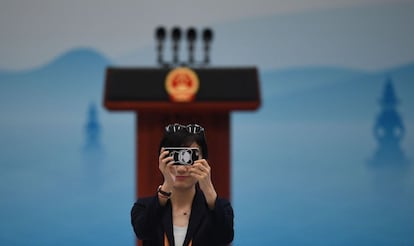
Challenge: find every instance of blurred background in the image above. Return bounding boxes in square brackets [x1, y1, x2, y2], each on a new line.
[1, 0, 413, 245]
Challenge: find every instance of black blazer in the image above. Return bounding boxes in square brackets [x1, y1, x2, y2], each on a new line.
[131, 188, 234, 246]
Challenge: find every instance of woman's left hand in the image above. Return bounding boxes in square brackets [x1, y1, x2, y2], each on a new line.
[190, 159, 217, 209]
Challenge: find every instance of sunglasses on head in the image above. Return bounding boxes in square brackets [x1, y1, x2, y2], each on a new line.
[165, 123, 205, 134]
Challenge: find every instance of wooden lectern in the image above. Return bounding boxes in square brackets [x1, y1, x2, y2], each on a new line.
[103, 66, 260, 243]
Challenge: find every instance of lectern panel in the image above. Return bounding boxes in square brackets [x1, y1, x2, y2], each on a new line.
[104, 67, 260, 105]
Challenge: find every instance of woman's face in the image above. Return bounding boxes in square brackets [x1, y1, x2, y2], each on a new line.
[171, 142, 202, 189]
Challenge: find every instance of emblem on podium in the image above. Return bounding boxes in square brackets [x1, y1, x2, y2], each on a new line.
[165, 67, 200, 102]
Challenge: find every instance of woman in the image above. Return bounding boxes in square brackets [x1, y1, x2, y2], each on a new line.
[131, 123, 234, 246]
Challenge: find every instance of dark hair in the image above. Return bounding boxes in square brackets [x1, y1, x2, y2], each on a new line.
[159, 125, 208, 159]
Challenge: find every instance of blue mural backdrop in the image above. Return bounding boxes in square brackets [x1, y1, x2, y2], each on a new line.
[1, 1, 413, 245]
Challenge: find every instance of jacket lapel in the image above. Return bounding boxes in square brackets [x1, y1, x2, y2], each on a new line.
[184, 189, 207, 245]
[162, 199, 175, 245]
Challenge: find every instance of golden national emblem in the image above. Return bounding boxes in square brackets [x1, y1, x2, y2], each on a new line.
[165, 67, 200, 102]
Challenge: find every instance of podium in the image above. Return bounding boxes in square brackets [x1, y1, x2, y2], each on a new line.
[103, 66, 260, 201]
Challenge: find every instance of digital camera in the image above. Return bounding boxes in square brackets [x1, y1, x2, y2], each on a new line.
[164, 147, 200, 165]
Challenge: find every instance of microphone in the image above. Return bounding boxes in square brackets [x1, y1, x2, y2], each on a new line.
[202, 28, 213, 65]
[186, 27, 197, 65]
[155, 26, 166, 66]
[171, 27, 182, 65]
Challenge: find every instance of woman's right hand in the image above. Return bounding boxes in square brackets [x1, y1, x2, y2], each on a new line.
[159, 148, 175, 190]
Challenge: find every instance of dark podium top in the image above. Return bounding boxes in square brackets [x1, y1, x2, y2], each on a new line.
[104, 67, 260, 111]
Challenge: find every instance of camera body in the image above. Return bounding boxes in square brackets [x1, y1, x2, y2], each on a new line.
[165, 147, 200, 165]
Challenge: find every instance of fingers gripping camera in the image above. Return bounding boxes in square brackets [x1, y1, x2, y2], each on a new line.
[165, 147, 200, 165]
